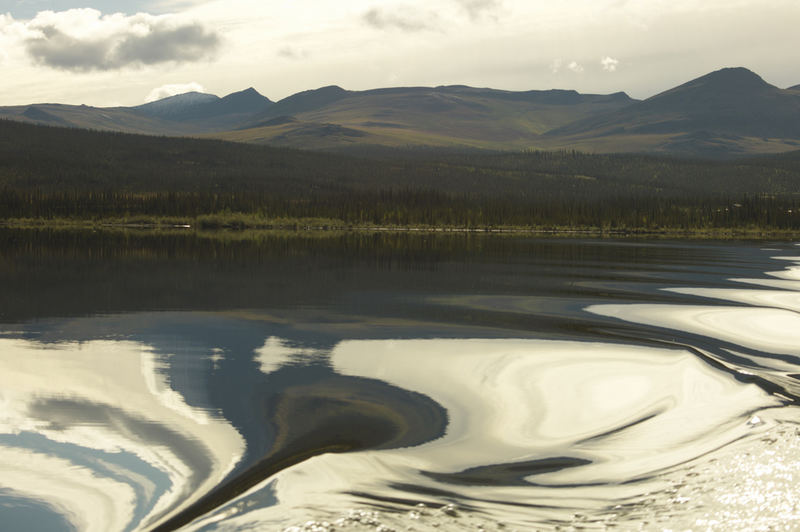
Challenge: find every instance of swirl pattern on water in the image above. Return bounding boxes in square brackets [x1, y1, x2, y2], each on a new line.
[187, 247, 800, 531]
[2, 235, 800, 531]
[187, 340, 788, 531]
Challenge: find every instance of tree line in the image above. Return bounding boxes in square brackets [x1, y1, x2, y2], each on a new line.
[1, 119, 799, 229]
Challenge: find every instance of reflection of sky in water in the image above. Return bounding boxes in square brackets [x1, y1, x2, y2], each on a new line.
[334, 339, 776, 482]
[191, 337, 782, 530]
[188, 248, 800, 531]
[587, 255, 800, 375]
[2, 238, 800, 531]
[0, 338, 245, 531]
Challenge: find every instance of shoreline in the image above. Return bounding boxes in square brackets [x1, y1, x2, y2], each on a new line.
[1, 217, 799, 240]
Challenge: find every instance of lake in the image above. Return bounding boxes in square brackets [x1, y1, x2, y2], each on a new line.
[1, 228, 799, 531]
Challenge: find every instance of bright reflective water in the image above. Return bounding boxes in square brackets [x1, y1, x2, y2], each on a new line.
[1, 229, 799, 531]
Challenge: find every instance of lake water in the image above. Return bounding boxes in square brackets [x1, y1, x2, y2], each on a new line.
[1, 229, 799, 531]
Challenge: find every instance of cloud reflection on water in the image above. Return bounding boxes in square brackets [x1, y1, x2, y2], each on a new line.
[333, 339, 777, 484]
[0, 338, 245, 531]
[191, 247, 800, 531]
[588, 255, 800, 373]
[190, 336, 780, 530]
[3, 237, 800, 531]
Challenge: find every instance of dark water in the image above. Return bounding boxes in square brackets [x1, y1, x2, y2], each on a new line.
[1, 229, 799, 531]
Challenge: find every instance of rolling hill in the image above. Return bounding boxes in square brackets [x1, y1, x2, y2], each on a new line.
[0, 103, 198, 135]
[0, 88, 274, 136]
[133, 88, 273, 130]
[2, 67, 800, 158]
[0, 84, 637, 150]
[219, 85, 636, 150]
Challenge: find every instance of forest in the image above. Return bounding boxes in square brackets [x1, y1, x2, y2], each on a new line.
[1, 119, 799, 231]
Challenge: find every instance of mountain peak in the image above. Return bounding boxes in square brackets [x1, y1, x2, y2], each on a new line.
[308, 85, 348, 98]
[132, 87, 270, 122]
[663, 67, 775, 95]
[222, 87, 268, 100]
[689, 67, 771, 89]
[155, 91, 219, 105]
[547, 66, 800, 143]
[220, 87, 272, 105]
[644, 67, 775, 106]
[248, 85, 351, 122]
[608, 91, 633, 101]
[134, 91, 220, 116]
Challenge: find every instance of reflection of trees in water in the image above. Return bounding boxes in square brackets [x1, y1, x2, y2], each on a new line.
[1, 228, 703, 323]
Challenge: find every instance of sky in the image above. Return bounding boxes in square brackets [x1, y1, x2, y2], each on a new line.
[0, 0, 799, 106]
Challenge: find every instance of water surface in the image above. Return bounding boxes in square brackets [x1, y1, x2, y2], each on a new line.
[1, 229, 799, 531]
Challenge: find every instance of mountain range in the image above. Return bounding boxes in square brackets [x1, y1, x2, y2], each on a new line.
[2, 67, 799, 158]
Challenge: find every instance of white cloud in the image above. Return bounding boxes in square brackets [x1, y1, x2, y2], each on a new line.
[454, 0, 502, 20]
[601, 56, 619, 72]
[277, 46, 310, 60]
[254, 336, 318, 375]
[568, 60, 584, 73]
[3, 0, 800, 106]
[18, 8, 220, 71]
[362, 6, 440, 32]
[145, 81, 207, 102]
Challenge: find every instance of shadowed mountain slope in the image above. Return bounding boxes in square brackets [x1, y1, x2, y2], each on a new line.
[549, 68, 800, 138]
[135, 88, 272, 123]
[542, 68, 800, 157]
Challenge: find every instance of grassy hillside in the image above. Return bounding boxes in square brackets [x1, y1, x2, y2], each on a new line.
[216, 86, 636, 150]
[0, 84, 638, 152]
[0, 103, 199, 135]
[0, 89, 274, 136]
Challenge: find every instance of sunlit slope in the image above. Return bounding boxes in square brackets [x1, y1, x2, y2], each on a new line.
[214, 85, 635, 150]
[0, 103, 198, 135]
[0, 88, 273, 136]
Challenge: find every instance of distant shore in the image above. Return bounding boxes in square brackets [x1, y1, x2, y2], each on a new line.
[2, 216, 798, 240]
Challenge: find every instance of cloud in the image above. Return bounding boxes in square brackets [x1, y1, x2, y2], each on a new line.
[362, 7, 439, 32]
[362, 1, 499, 31]
[277, 46, 310, 60]
[145, 82, 207, 102]
[552, 59, 585, 74]
[21, 8, 220, 71]
[601, 56, 619, 72]
[567, 61, 584, 73]
[454, 0, 502, 20]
